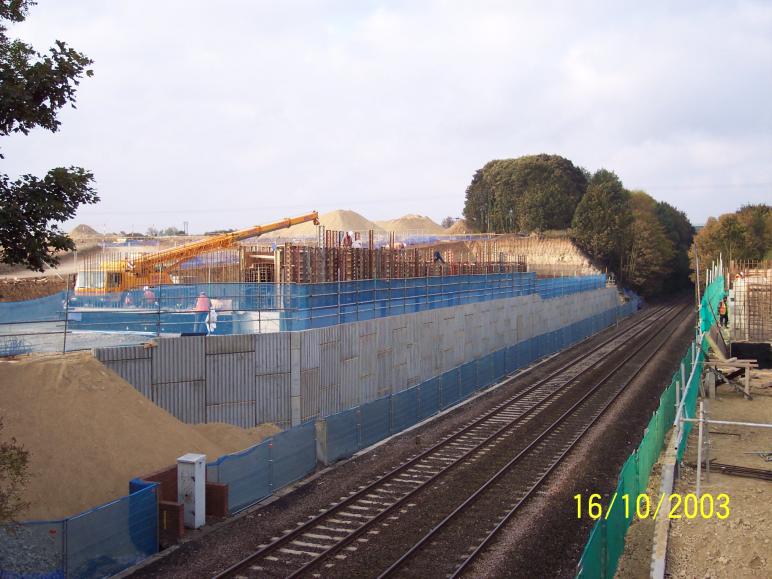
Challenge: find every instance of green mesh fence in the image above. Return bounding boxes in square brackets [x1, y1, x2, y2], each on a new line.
[577, 274, 721, 578]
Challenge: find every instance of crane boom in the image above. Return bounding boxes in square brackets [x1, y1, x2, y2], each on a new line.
[129, 211, 319, 275]
[74, 211, 319, 294]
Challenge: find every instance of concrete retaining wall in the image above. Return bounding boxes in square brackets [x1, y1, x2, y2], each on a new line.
[94, 287, 620, 429]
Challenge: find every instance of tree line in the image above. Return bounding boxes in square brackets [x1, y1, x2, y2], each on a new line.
[462, 154, 694, 297]
[690, 204, 772, 275]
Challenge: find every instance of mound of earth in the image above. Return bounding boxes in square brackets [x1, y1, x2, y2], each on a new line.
[446, 218, 475, 234]
[375, 214, 445, 234]
[0, 277, 68, 302]
[0, 352, 278, 520]
[69, 224, 100, 240]
[275, 209, 383, 236]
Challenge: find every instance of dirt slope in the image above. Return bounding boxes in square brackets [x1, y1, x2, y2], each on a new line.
[277, 209, 383, 236]
[0, 352, 276, 520]
[375, 214, 445, 234]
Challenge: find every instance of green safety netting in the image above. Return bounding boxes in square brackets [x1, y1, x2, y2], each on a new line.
[577, 273, 721, 578]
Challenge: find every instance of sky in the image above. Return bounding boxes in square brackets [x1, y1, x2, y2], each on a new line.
[3, 0, 771, 234]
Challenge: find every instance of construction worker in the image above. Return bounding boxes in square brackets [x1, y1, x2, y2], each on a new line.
[718, 297, 729, 328]
[143, 286, 156, 308]
[194, 291, 211, 334]
[433, 250, 445, 264]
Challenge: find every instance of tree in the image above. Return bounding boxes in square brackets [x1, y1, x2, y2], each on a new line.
[571, 169, 632, 274]
[624, 192, 675, 296]
[690, 204, 772, 275]
[440, 216, 455, 229]
[0, 419, 29, 522]
[654, 201, 694, 293]
[0, 0, 98, 271]
[462, 154, 587, 233]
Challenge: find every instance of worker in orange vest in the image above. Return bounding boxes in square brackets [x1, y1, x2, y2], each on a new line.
[194, 291, 211, 334]
[718, 297, 729, 328]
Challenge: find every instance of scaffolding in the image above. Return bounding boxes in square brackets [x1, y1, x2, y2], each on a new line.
[728, 259, 772, 342]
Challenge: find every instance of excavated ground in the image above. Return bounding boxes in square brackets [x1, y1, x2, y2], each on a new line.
[129, 299, 694, 578]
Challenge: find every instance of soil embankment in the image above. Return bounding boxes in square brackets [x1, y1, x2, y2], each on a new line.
[0, 352, 278, 520]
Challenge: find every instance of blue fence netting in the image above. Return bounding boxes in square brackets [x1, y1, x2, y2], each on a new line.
[0, 483, 159, 579]
[206, 420, 318, 513]
[0, 291, 67, 323]
[2, 273, 609, 341]
[318, 301, 637, 466]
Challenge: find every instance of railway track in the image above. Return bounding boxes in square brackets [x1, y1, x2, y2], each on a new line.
[216, 302, 691, 578]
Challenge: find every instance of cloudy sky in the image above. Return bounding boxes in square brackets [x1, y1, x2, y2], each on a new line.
[3, 0, 771, 233]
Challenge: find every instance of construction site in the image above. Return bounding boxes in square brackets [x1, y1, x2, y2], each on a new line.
[0, 208, 770, 579]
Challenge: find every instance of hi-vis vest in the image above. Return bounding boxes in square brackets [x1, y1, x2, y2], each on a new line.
[718, 301, 727, 315]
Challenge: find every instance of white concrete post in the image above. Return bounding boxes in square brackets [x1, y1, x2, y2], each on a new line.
[290, 331, 302, 426]
[177, 453, 206, 529]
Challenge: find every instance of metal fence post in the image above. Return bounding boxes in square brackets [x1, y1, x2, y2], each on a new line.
[62, 274, 71, 353]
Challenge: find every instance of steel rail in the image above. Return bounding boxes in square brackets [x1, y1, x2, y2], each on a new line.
[378, 302, 691, 578]
[214, 304, 673, 578]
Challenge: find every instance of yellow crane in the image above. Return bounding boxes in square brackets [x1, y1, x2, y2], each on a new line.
[74, 211, 319, 294]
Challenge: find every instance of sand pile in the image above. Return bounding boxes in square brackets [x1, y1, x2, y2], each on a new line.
[0, 352, 278, 520]
[277, 209, 383, 236]
[69, 224, 100, 240]
[446, 219, 475, 234]
[375, 214, 445, 234]
[191, 422, 280, 452]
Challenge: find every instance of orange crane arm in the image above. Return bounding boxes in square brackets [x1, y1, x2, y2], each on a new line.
[129, 211, 319, 274]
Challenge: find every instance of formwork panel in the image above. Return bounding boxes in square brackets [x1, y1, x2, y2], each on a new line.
[206, 401, 256, 427]
[153, 380, 205, 423]
[318, 384, 342, 417]
[205, 351, 256, 405]
[255, 332, 290, 375]
[319, 339, 340, 390]
[376, 348, 394, 398]
[93, 344, 150, 362]
[101, 358, 152, 399]
[300, 367, 321, 421]
[256, 372, 291, 428]
[340, 357, 360, 408]
[152, 337, 205, 383]
[339, 324, 359, 360]
[300, 330, 321, 369]
[205, 334, 255, 355]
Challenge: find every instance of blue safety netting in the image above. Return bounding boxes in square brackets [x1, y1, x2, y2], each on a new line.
[391, 386, 420, 433]
[207, 421, 317, 513]
[207, 440, 272, 512]
[319, 302, 638, 466]
[0, 291, 66, 323]
[440, 367, 462, 409]
[0, 484, 159, 579]
[5, 273, 609, 342]
[417, 377, 440, 421]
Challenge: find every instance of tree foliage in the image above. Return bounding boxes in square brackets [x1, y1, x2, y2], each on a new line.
[571, 169, 632, 271]
[462, 154, 587, 233]
[624, 192, 675, 295]
[463, 155, 697, 296]
[690, 204, 772, 274]
[0, 419, 29, 522]
[440, 216, 455, 229]
[0, 0, 98, 271]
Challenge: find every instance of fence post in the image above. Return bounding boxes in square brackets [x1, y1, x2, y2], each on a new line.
[680, 363, 686, 399]
[62, 517, 68, 577]
[62, 273, 71, 354]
